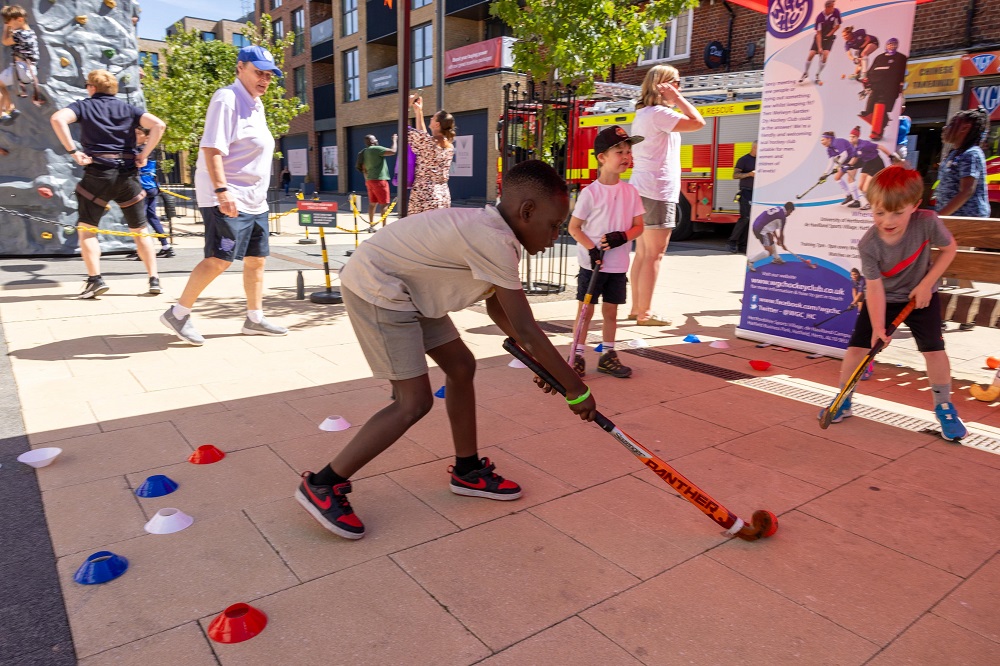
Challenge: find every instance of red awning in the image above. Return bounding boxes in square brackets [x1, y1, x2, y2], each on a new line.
[727, 0, 932, 13]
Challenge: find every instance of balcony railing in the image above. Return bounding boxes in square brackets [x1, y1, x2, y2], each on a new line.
[313, 83, 336, 122]
[366, 0, 397, 43]
[310, 18, 333, 45]
[446, 0, 491, 19]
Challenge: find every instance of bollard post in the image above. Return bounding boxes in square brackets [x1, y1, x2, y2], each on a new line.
[309, 227, 343, 304]
[296, 270, 305, 300]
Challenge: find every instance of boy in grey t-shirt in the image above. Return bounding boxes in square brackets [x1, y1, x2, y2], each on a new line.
[295, 161, 599, 540]
[822, 165, 967, 442]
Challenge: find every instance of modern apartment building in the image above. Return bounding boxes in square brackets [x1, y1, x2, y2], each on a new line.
[260, 0, 521, 201]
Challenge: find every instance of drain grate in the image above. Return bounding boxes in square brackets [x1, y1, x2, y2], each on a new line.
[623, 348, 755, 381]
[733, 377, 1000, 454]
[537, 321, 573, 334]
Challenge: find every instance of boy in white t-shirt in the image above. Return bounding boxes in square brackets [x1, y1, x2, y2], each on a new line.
[568, 126, 646, 378]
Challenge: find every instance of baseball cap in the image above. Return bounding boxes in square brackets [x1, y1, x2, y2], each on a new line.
[238, 45, 282, 77]
[594, 125, 644, 155]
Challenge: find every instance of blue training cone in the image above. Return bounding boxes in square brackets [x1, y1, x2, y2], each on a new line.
[135, 474, 179, 498]
[683, 334, 701, 343]
[74, 551, 129, 585]
[434, 386, 446, 398]
[593, 343, 604, 353]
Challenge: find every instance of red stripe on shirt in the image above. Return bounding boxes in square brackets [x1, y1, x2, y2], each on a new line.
[881, 240, 929, 278]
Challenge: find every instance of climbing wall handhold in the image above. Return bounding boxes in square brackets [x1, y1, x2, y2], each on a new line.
[102, 48, 115, 59]
[75, 16, 88, 25]
[60, 56, 69, 67]
[121, 74, 131, 83]
[104, 0, 117, 7]
[37, 187, 53, 198]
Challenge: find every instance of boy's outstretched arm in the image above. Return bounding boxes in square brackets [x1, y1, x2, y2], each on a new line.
[866, 278, 890, 346]
[910, 237, 957, 308]
[486, 287, 597, 421]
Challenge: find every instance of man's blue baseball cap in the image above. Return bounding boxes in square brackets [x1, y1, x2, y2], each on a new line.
[238, 45, 282, 76]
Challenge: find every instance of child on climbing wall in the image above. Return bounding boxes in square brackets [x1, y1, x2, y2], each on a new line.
[0, 5, 40, 123]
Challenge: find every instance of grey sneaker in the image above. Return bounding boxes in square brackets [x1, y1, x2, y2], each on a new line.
[242, 317, 288, 336]
[160, 307, 205, 346]
[79, 277, 109, 299]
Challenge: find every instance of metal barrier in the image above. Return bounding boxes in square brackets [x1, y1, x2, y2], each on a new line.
[520, 227, 571, 295]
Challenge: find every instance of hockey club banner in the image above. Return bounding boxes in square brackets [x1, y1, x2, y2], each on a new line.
[737, 0, 916, 356]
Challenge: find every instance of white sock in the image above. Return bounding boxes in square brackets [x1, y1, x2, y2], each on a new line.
[575, 344, 586, 355]
[749, 251, 770, 263]
[859, 191, 869, 205]
[817, 60, 826, 76]
[851, 183, 861, 199]
[602, 341, 615, 352]
[247, 309, 264, 324]
[838, 178, 851, 194]
[172, 304, 192, 319]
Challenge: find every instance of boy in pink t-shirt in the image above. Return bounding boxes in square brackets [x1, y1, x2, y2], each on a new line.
[568, 125, 646, 378]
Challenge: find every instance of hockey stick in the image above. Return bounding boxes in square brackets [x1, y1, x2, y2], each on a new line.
[811, 305, 854, 328]
[504, 337, 778, 542]
[796, 169, 837, 199]
[819, 298, 915, 429]
[781, 246, 818, 268]
[568, 251, 603, 365]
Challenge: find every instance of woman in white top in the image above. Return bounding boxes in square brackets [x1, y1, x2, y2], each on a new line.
[627, 65, 705, 326]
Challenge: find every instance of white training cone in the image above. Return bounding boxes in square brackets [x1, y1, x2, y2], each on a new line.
[710, 340, 730, 349]
[627, 339, 649, 348]
[17, 447, 62, 468]
[319, 416, 351, 432]
[144, 508, 194, 535]
[508, 358, 528, 369]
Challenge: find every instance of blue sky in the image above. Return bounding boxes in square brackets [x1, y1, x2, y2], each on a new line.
[137, 0, 250, 41]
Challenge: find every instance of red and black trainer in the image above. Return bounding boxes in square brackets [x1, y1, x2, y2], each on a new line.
[294, 472, 365, 539]
[449, 457, 522, 501]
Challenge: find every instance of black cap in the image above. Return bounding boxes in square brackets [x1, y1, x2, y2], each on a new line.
[594, 125, 644, 155]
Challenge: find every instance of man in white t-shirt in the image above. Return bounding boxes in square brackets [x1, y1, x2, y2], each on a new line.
[160, 46, 286, 346]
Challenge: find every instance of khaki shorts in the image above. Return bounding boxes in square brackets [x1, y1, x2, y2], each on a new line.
[342, 286, 460, 381]
[640, 197, 677, 230]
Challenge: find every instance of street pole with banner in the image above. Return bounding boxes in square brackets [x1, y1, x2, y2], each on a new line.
[736, 0, 916, 357]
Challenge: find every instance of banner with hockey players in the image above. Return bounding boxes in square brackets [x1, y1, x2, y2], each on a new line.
[737, 0, 915, 356]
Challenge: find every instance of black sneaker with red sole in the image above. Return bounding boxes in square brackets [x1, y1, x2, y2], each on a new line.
[295, 472, 365, 539]
[449, 457, 522, 500]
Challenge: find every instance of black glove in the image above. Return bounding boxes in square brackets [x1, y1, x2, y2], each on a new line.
[588, 247, 603, 267]
[603, 231, 628, 249]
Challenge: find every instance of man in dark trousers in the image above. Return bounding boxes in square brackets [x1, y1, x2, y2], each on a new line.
[860, 37, 908, 141]
[728, 141, 756, 253]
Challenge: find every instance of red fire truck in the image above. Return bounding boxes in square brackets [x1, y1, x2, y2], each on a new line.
[497, 73, 764, 241]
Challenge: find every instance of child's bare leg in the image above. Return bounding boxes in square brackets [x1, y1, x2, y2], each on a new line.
[0, 83, 10, 113]
[600, 302, 617, 344]
[839, 346, 868, 387]
[330, 374, 433, 477]
[924, 350, 952, 388]
[426, 338, 478, 458]
[78, 224, 102, 276]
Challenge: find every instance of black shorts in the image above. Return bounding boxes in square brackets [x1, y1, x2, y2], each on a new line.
[848, 292, 944, 353]
[75, 165, 147, 228]
[576, 268, 627, 305]
[815, 34, 836, 52]
[861, 156, 885, 177]
[201, 207, 270, 261]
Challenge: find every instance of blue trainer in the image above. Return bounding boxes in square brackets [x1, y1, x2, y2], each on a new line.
[935, 402, 967, 442]
[819, 395, 852, 424]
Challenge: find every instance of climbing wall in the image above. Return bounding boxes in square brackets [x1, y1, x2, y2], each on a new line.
[0, 0, 144, 256]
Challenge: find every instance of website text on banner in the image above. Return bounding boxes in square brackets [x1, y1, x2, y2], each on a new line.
[737, 0, 916, 357]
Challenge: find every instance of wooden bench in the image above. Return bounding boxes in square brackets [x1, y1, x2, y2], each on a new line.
[935, 215, 1000, 328]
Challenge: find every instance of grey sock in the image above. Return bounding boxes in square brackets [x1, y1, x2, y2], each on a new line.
[931, 384, 951, 407]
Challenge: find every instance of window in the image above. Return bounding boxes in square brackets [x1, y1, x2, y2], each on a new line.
[412, 23, 433, 89]
[273, 19, 283, 42]
[201, 31, 216, 42]
[639, 10, 692, 64]
[294, 66, 306, 105]
[232, 34, 250, 48]
[292, 8, 305, 55]
[272, 0, 282, 8]
[412, 0, 431, 7]
[141, 51, 160, 77]
[343, 0, 358, 36]
[344, 48, 359, 102]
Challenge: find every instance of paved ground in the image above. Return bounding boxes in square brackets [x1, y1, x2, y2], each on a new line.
[2, 218, 999, 665]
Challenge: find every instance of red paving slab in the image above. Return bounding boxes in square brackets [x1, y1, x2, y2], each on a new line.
[581, 556, 879, 664]
[782, 413, 938, 459]
[392, 512, 639, 651]
[478, 617, 642, 665]
[709, 512, 961, 646]
[663, 385, 812, 435]
[933, 554, 1000, 643]
[610, 403, 742, 460]
[868, 614, 1000, 666]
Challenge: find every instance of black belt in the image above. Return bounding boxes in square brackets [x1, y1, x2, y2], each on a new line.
[90, 152, 135, 160]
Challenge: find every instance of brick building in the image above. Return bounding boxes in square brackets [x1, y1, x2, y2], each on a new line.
[259, 0, 522, 201]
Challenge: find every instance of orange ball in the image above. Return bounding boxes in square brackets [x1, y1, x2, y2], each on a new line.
[987, 356, 1000, 370]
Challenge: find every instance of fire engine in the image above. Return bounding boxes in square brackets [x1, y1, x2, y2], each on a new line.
[497, 72, 764, 241]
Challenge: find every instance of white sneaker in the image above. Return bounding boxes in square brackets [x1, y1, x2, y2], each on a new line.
[242, 317, 288, 336]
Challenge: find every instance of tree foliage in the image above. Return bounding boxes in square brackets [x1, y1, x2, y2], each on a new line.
[142, 15, 306, 171]
[490, 0, 698, 93]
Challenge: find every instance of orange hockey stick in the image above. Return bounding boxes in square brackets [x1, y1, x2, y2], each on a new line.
[504, 337, 777, 542]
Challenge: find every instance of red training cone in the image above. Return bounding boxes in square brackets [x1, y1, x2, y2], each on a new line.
[749, 360, 771, 371]
[207, 603, 267, 644]
[188, 444, 225, 464]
